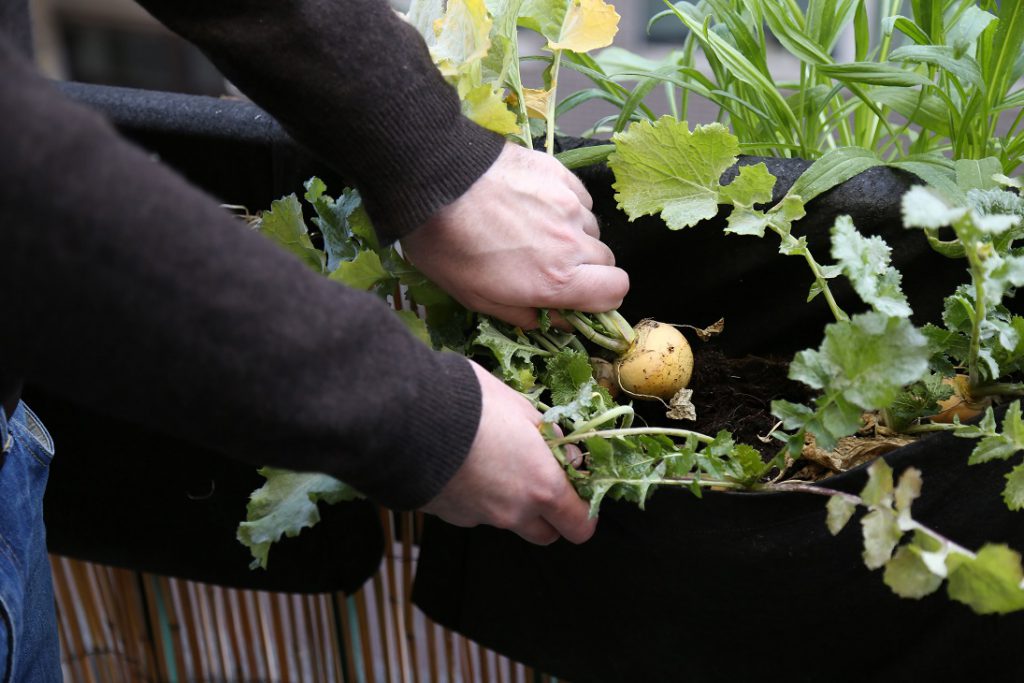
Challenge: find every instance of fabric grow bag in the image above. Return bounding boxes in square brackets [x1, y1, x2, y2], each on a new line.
[411, 144, 1024, 679]
[30, 83, 380, 594]
[413, 429, 1024, 682]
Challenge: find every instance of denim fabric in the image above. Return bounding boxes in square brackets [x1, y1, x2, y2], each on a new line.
[0, 403, 61, 682]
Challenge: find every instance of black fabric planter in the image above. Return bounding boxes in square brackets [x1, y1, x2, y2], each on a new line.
[413, 428, 1024, 682]
[32, 83, 380, 594]
[409, 144, 1024, 678]
[559, 137, 977, 357]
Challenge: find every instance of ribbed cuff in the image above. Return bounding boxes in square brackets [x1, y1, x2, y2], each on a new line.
[354, 99, 506, 244]
[373, 352, 482, 510]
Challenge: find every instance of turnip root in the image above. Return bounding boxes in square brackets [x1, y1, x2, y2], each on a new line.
[929, 374, 991, 424]
[590, 357, 620, 398]
[615, 320, 693, 400]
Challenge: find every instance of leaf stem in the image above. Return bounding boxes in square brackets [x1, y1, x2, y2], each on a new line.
[970, 382, 1024, 399]
[548, 426, 716, 448]
[964, 241, 987, 388]
[565, 405, 635, 436]
[903, 422, 960, 434]
[563, 311, 631, 354]
[584, 475, 748, 491]
[545, 49, 564, 156]
[528, 330, 561, 354]
[596, 310, 636, 344]
[766, 214, 848, 322]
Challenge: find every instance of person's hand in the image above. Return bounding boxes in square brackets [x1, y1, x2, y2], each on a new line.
[421, 360, 597, 545]
[401, 143, 629, 329]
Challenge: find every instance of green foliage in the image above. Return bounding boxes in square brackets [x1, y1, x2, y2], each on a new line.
[833, 461, 1024, 614]
[257, 194, 326, 273]
[608, 118, 740, 230]
[954, 401, 1024, 510]
[624, 0, 1024, 171]
[241, 180, 474, 569]
[902, 185, 1024, 382]
[774, 313, 930, 451]
[946, 545, 1024, 614]
[237, 468, 362, 569]
[830, 215, 911, 317]
[471, 317, 548, 391]
[886, 373, 955, 432]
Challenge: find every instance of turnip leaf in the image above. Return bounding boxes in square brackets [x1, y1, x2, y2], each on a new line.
[472, 317, 546, 390]
[1004, 463, 1024, 511]
[862, 508, 901, 570]
[808, 313, 930, 410]
[826, 495, 857, 535]
[609, 117, 740, 230]
[329, 250, 391, 292]
[884, 544, 944, 599]
[543, 348, 600, 407]
[830, 215, 912, 317]
[946, 544, 1024, 614]
[256, 194, 325, 273]
[520, 0, 619, 53]
[237, 468, 362, 570]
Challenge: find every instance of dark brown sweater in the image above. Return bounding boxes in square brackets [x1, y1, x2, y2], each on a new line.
[0, 1, 505, 509]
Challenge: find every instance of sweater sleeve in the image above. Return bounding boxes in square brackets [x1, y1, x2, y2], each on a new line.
[0, 36, 481, 510]
[134, 0, 507, 243]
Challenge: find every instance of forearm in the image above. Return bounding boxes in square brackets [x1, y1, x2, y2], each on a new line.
[0, 38, 479, 510]
[136, 0, 505, 242]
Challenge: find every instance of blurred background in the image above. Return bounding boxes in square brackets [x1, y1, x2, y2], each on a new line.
[28, 0, 844, 136]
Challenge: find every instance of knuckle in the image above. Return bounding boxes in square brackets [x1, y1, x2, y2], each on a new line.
[539, 263, 577, 293]
[532, 481, 563, 508]
[491, 510, 518, 531]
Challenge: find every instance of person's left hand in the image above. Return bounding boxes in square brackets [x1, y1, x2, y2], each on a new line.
[400, 143, 629, 329]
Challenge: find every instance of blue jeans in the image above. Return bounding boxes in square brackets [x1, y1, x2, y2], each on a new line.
[0, 403, 61, 682]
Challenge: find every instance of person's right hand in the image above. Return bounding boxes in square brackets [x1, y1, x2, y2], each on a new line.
[401, 143, 629, 329]
[421, 360, 597, 545]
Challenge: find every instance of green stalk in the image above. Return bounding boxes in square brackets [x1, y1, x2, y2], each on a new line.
[970, 382, 1024, 399]
[563, 311, 631, 354]
[528, 330, 561, 354]
[595, 311, 636, 345]
[964, 244, 987, 388]
[566, 405, 635, 436]
[766, 215, 848, 322]
[803, 251, 849, 322]
[857, 0, 901, 149]
[581, 476, 748, 491]
[903, 422, 961, 434]
[545, 49, 564, 156]
[548, 426, 716, 448]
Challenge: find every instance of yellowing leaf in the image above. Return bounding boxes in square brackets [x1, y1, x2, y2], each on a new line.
[431, 0, 493, 78]
[521, 87, 553, 118]
[463, 84, 520, 134]
[549, 0, 619, 53]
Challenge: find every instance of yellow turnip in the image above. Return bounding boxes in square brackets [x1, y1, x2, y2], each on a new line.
[615, 320, 694, 400]
[929, 374, 991, 424]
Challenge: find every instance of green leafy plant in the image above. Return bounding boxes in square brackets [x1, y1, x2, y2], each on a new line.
[575, 0, 1023, 176]
[236, 0, 1024, 614]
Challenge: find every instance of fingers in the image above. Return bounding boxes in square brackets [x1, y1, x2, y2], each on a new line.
[580, 209, 601, 240]
[558, 161, 594, 212]
[580, 233, 616, 267]
[541, 482, 598, 544]
[536, 263, 630, 313]
[513, 517, 562, 545]
[475, 302, 545, 330]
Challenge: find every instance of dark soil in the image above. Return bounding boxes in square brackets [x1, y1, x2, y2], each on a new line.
[632, 344, 815, 462]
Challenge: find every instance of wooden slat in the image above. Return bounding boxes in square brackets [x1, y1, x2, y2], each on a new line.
[50, 529, 545, 683]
